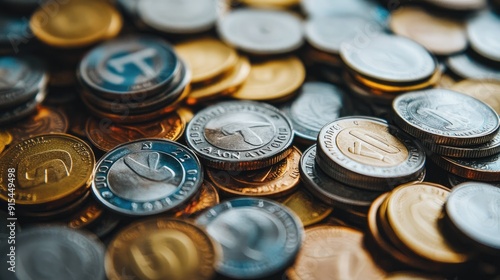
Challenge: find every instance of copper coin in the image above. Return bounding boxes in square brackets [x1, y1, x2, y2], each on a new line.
[3, 106, 68, 140]
[173, 181, 220, 218]
[281, 188, 333, 227]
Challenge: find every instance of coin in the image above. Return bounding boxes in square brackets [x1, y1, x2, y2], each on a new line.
[86, 111, 185, 151]
[436, 74, 457, 89]
[0, 226, 105, 280]
[353, 69, 442, 93]
[281, 82, 346, 143]
[137, 0, 217, 34]
[392, 89, 500, 147]
[3, 106, 68, 140]
[67, 197, 104, 229]
[447, 173, 500, 188]
[217, 8, 304, 55]
[17, 190, 90, 221]
[0, 15, 31, 53]
[421, 0, 487, 11]
[231, 56, 305, 102]
[451, 79, 500, 115]
[206, 146, 301, 198]
[340, 34, 436, 84]
[0, 89, 47, 126]
[424, 132, 500, 158]
[195, 197, 303, 279]
[389, 7, 467, 55]
[384, 271, 445, 279]
[241, 0, 300, 8]
[86, 210, 121, 238]
[287, 225, 386, 280]
[446, 53, 500, 80]
[281, 188, 333, 227]
[0, 130, 12, 154]
[105, 218, 218, 280]
[185, 101, 294, 171]
[430, 153, 500, 182]
[445, 182, 500, 255]
[92, 139, 203, 216]
[175, 37, 238, 83]
[467, 11, 500, 63]
[0, 134, 95, 210]
[301, 0, 388, 23]
[173, 181, 219, 218]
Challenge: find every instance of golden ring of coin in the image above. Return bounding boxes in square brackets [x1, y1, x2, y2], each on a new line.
[241, 0, 300, 8]
[353, 69, 442, 93]
[0, 130, 13, 154]
[281, 188, 333, 227]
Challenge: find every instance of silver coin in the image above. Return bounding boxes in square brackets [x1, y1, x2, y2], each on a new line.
[138, 0, 217, 34]
[0, 226, 105, 280]
[185, 101, 294, 171]
[421, 0, 487, 11]
[301, 0, 389, 24]
[446, 53, 500, 80]
[281, 82, 346, 143]
[316, 116, 426, 190]
[447, 173, 500, 188]
[446, 182, 500, 254]
[392, 89, 500, 147]
[0, 88, 47, 126]
[92, 139, 203, 216]
[305, 15, 384, 54]
[195, 197, 303, 279]
[467, 11, 500, 63]
[340, 34, 436, 84]
[425, 131, 500, 158]
[217, 8, 304, 55]
[431, 153, 500, 182]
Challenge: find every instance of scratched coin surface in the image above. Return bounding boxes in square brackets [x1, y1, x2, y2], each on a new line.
[185, 101, 294, 171]
[3, 106, 68, 140]
[195, 197, 303, 279]
[92, 139, 203, 216]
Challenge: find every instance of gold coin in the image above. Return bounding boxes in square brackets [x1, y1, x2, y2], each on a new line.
[0, 134, 95, 209]
[175, 38, 238, 84]
[177, 107, 194, 123]
[231, 56, 305, 102]
[105, 218, 218, 280]
[353, 69, 442, 93]
[241, 0, 300, 8]
[384, 271, 445, 280]
[30, 0, 122, 48]
[4, 106, 69, 141]
[207, 146, 301, 198]
[85, 111, 185, 151]
[67, 197, 103, 229]
[451, 79, 500, 115]
[282, 188, 333, 227]
[173, 181, 219, 218]
[385, 182, 469, 265]
[0, 130, 12, 154]
[187, 56, 251, 104]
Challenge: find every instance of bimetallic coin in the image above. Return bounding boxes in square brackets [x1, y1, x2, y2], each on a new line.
[217, 8, 304, 55]
[92, 139, 203, 216]
[446, 53, 500, 80]
[195, 197, 303, 279]
[3, 106, 68, 140]
[281, 82, 346, 143]
[0, 226, 105, 280]
[287, 226, 385, 280]
[282, 188, 333, 227]
[207, 146, 301, 198]
[340, 34, 436, 84]
[185, 101, 294, 171]
[431, 153, 500, 182]
[392, 89, 500, 147]
[467, 11, 500, 63]
[451, 79, 500, 115]
[173, 181, 219, 218]
[425, 132, 500, 158]
[0, 134, 95, 210]
[445, 182, 500, 255]
[106, 218, 218, 280]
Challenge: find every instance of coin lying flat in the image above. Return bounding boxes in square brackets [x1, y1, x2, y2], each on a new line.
[195, 197, 303, 279]
[467, 11, 500, 63]
[173, 181, 219, 218]
[241, 0, 300, 8]
[92, 139, 203, 216]
[421, 0, 487, 11]
[446, 53, 500, 80]
[431, 153, 500, 182]
[425, 132, 500, 158]
[392, 89, 500, 147]
[301, 0, 388, 23]
[451, 79, 500, 115]
[185, 101, 294, 171]
[3, 106, 68, 140]
[281, 188, 333, 227]
[217, 8, 304, 55]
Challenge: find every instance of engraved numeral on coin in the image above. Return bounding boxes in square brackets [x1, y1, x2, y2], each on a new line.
[124, 152, 174, 181]
[17, 150, 73, 188]
[142, 142, 153, 150]
[348, 129, 400, 164]
[102, 48, 158, 84]
[417, 107, 469, 130]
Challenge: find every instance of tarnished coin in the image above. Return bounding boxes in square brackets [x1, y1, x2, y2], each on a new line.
[195, 197, 303, 279]
[217, 8, 304, 55]
[0, 226, 105, 280]
[446, 53, 500, 80]
[425, 132, 500, 158]
[0, 134, 95, 210]
[138, 0, 217, 34]
[206, 146, 301, 198]
[451, 79, 500, 115]
[281, 188, 333, 227]
[92, 139, 203, 216]
[287, 226, 385, 280]
[185, 101, 294, 171]
[467, 11, 500, 63]
[316, 117, 426, 190]
[3, 106, 68, 140]
[431, 153, 500, 182]
[106, 218, 218, 280]
[392, 89, 500, 147]
[340, 34, 436, 84]
[173, 181, 219, 218]
[281, 82, 346, 143]
[445, 182, 500, 255]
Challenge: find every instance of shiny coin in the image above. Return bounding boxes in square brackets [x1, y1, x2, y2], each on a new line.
[316, 117, 426, 191]
[17, 190, 91, 221]
[138, 0, 217, 34]
[281, 188, 333, 227]
[445, 182, 500, 255]
[447, 173, 500, 188]
[384, 271, 445, 279]
[106, 218, 218, 280]
[421, 0, 487, 11]
[392, 89, 500, 147]
[0, 15, 30, 52]
[217, 8, 303, 55]
[92, 139, 203, 216]
[281, 82, 346, 143]
[467, 11, 500, 63]
[0, 226, 105, 280]
[241, 0, 300, 8]
[3, 106, 68, 140]
[353, 69, 442, 93]
[0, 130, 12, 154]
[389, 7, 467, 55]
[79, 35, 180, 99]
[173, 181, 219, 218]
[446, 53, 500, 80]
[340, 34, 436, 84]
[232, 56, 305, 102]
[425, 132, 500, 158]
[206, 146, 301, 198]
[196, 197, 303, 279]
[67, 197, 104, 229]
[0, 134, 95, 210]
[431, 153, 500, 182]
[287, 225, 385, 280]
[451, 79, 500, 115]
[86, 111, 185, 151]
[301, 0, 388, 23]
[185, 101, 294, 171]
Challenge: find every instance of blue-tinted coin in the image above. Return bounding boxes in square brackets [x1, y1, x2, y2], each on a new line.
[0, 15, 31, 52]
